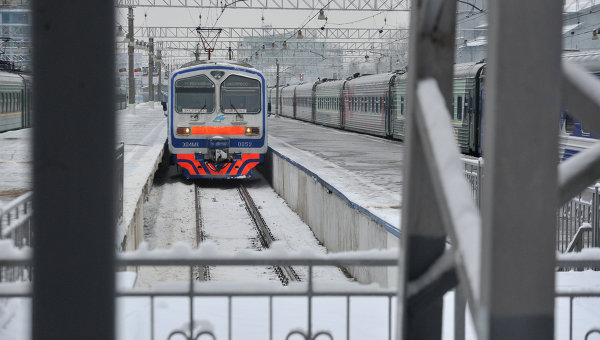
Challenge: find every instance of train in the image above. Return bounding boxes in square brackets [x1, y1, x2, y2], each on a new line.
[0, 71, 32, 133]
[164, 60, 267, 179]
[269, 50, 600, 159]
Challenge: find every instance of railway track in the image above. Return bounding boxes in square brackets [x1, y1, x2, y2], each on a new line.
[194, 181, 299, 285]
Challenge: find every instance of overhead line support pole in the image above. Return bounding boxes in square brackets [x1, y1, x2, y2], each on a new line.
[149, 37, 154, 107]
[128, 6, 135, 112]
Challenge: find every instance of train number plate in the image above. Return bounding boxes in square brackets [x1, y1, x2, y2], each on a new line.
[208, 139, 230, 149]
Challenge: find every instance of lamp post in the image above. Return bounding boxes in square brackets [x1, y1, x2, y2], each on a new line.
[156, 49, 162, 103]
[127, 7, 135, 113]
[148, 37, 154, 108]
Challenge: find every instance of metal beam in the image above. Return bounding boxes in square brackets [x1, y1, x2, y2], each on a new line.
[32, 1, 115, 340]
[116, 0, 410, 11]
[153, 40, 405, 51]
[131, 26, 408, 41]
[399, 0, 457, 339]
[480, 0, 562, 338]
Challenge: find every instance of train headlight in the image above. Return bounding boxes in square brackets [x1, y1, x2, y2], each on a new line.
[244, 127, 260, 136]
[176, 127, 191, 136]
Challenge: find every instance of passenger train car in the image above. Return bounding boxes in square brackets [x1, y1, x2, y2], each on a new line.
[0, 71, 32, 133]
[269, 50, 599, 158]
[165, 60, 267, 178]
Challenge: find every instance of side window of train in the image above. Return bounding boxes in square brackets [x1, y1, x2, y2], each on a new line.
[565, 114, 575, 134]
[400, 97, 405, 116]
[581, 123, 591, 135]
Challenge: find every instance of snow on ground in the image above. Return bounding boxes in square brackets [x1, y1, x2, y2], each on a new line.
[245, 174, 349, 282]
[196, 179, 277, 282]
[135, 165, 197, 288]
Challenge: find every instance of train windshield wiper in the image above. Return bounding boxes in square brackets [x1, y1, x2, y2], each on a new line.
[230, 104, 244, 120]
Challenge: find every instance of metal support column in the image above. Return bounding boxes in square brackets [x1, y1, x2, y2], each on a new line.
[480, 0, 562, 338]
[275, 59, 280, 118]
[399, 0, 457, 339]
[148, 37, 154, 106]
[32, 1, 115, 340]
[156, 49, 162, 102]
[128, 7, 135, 109]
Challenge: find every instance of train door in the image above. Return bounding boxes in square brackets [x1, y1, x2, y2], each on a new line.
[475, 65, 486, 155]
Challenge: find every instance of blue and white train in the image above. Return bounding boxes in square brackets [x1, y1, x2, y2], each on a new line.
[164, 60, 267, 178]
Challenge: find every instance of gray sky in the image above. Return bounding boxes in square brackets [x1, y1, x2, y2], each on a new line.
[116, 7, 410, 31]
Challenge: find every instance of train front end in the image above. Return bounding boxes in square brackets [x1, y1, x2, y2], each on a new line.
[167, 62, 267, 178]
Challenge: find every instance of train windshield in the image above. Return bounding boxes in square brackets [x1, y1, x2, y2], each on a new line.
[220, 75, 261, 114]
[175, 75, 215, 114]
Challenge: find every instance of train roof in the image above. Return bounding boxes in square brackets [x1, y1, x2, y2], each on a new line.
[454, 61, 485, 78]
[344, 72, 397, 86]
[177, 60, 260, 74]
[563, 49, 600, 73]
[315, 79, 346, 90]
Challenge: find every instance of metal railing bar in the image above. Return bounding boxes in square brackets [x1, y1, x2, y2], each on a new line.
[189, 266, 194, 340]
[115, 258, 399, 266]
[558, 143, 600, 206]
[151, 297, 155, 340]
[388, 296, 392, 340]
[566, 223, 593, 252]
[406, 249, 455, 299]
[0, 192, 32, 216]
[228, 296, 232, 340]
[346, 296, 350, 340]
[415, 78, 482, 312]
[1, 213, 32, 238]
[269, 296, 273, 340]
[556, 291, 600, 297]
[570, 297, 574, 340]
[308, 264, 313, 338]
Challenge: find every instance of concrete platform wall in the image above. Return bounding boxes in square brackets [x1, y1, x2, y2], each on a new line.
[119, 145, 165, 252]
[261, 147, 399, 287]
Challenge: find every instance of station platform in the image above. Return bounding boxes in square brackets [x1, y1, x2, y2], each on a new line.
[0, 103, 167, 248]
[267, 116, 403, 232]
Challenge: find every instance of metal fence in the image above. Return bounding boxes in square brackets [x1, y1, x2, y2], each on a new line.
[0, 191, 33, 282]
[461, 157, 600, 253]
[0, 143, 125, 283]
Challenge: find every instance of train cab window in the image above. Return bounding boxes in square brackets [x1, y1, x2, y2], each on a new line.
[457, 96, 463, 121]
[565, 114, 575, 134]
[175, 74, 215, 113]
[221, 75, 261, 114]
[581, 123, 591, 135]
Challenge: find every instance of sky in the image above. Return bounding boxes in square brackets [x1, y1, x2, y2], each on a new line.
[115, 6, 410, 31]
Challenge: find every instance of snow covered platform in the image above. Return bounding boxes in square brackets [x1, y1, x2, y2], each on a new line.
[264, 117, 402, 285]
[0, 103, 167, 249]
